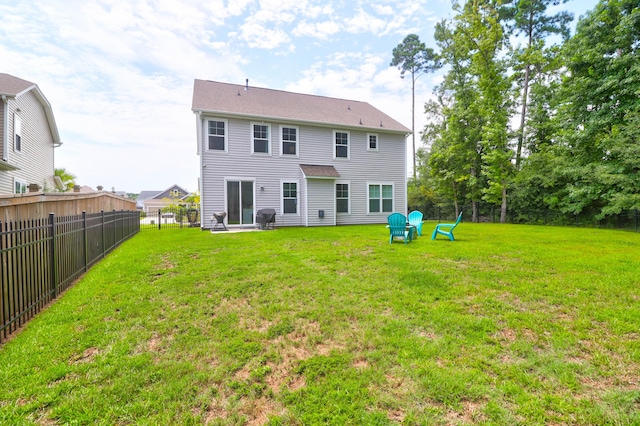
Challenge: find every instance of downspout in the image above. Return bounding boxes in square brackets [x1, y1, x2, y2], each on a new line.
[1, 95, 8, 162]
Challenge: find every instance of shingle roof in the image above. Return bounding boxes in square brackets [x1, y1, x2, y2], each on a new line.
[300, 164, 341, 179]
[0, 73, 35, 96]
[192, 80, 411, 134]
[0, 73, 61, 145]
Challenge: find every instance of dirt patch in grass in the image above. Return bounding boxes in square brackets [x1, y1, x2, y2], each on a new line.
[445, 400, 487, 424]
[69, 347, 99, 364]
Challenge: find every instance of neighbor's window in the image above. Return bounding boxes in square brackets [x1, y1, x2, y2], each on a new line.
[282, 182, 297, 214]
[281, 126, 298, 156]
[367, 133, 378, 151]
[14, 179, 27, 194]
[252, 123, 270, 154]
[14, 114, 22, 152]
[368, 183, 393, 213]
[207, 119, 226, 151]
[334, 130, 349, 159]
[336, 183, 349, 213]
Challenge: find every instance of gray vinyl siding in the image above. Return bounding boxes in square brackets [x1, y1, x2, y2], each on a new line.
[198, 114, 407, 228]
[0, 93, 55, 194]
[305, 179, 335, 226]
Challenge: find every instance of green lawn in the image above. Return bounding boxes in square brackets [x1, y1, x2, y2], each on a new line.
[0, 223, 638, 425]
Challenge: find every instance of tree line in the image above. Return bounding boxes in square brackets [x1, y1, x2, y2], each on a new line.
[396, 0, 639, 223]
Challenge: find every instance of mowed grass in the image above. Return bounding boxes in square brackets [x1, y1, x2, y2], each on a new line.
[0, 222, 639, 425]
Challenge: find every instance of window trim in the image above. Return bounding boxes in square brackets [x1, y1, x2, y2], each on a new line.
[336, 180, 351, 215]
[333, 130, 350, 160]
[14, 178, 27, 194]
[14, 114, 22, 152]
[367, 182, 394, 214]
[280, 125, 299, 158]
[206, 118, 228, 153]
[367, 133, 378, 152]
[251, 122, 271, 155]
[281, 179, 299, 215]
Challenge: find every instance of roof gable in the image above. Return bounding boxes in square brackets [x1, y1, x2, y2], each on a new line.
[0, 73, 35, 96]
[192, 80, 411, 134]
[0, 73, 61, 145]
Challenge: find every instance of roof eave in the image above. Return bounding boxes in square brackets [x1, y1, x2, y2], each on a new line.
[192, 108, 411, 135]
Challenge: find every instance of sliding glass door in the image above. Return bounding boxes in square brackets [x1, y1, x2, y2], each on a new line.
[227, 180, 254, 225]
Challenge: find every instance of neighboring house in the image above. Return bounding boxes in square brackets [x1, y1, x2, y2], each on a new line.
[0, 73, 62, 194]
[136, 184, 190, 213]
[191, 79, 411, 229]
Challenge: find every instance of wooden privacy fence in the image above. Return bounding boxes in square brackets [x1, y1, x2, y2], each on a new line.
[0, 210, 140, 342]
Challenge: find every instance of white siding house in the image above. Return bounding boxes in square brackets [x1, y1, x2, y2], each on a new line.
[191, 80, 411, 229]
[0, 73, 61, 194]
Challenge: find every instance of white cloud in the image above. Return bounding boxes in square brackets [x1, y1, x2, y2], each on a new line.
[293, 20, 341, 40]
[238, 18, 292, 49]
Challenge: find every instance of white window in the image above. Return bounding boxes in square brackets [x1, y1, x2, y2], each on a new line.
[368, 183, 393, 213]
[14, 179, 27, 194]
[252, 123, 271, 154]
[336, 182, 350, 214]
[207, 119, 227, 152]
[14, 114, 22, 152]
[282, 181, 298, 214]
[367, 133, 378, 151]
[171, 189, 180, 197]
[334, 130, 349, 159]
[281, 126, 298, 156]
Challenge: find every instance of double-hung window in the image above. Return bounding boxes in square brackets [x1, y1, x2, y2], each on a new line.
[281, 126, 298, 156]
[368, 183, 393, 213]
[334, 130, 349, 159]
[282, 181, 298, 214]
[336, 182, 350, 214]
[14, 179, 27, 194]
[14, 114, 22, 152]
[252, 123, 270, 154]
[207, 119, 227, 151]
[367, 133, 378, 151]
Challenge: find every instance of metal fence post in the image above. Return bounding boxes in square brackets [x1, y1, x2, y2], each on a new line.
[83, 211, 88, 272]
[158, 210, 161, 230]
[49, 213, 58, 299]
[101, 210, 105, 259]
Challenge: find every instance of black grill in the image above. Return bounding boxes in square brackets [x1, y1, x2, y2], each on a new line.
[213, 212, 227, 231]
[256, 209, 276, 229]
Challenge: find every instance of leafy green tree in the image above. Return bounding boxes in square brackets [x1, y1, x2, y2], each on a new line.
[453, 0, 514, 222]
[54, 167, 77, 192]
[554, 0, 640, 217]
[391, 34, 441, 179]
[428, 19, 486, 221]
[502, 0, 573, 168]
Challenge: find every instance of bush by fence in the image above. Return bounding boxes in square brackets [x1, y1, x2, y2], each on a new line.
[421, 203, 640, 232]
[0, 210, 139, 342]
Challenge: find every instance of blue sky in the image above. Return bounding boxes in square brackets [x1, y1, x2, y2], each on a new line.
[0, 0, 598, 193]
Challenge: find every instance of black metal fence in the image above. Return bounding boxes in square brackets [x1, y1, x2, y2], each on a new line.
[422, 204, 640, 232]
[138, 206, 200, 231]
[0, 210, 139, 342]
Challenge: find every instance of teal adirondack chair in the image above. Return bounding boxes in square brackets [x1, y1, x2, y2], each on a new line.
[408, 210, 424, 237]
[432, 212, 463, 241]
[387, 212, 412, 244]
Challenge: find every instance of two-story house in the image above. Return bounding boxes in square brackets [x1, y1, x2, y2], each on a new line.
[0, 73, 62, 194]
[191, 79, 411, 229]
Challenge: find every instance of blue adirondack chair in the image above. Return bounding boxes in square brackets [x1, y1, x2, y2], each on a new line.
[432, 212, 463, 241]
[408, 210, 424, 237]
[387, 212, 412, 244]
